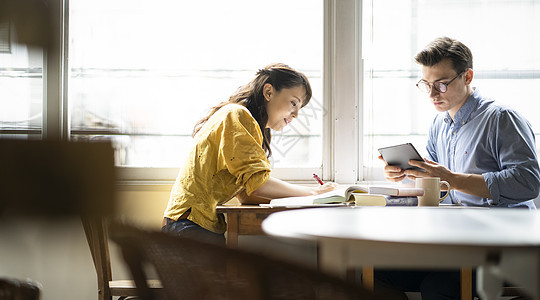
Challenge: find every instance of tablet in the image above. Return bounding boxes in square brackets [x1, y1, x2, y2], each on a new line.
[378, 143, 424, 171]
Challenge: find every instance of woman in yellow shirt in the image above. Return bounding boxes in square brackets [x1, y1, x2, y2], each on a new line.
[162, 63, 337, 244]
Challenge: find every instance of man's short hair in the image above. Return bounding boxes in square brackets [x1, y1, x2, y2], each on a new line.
[415, 37, 473, 74]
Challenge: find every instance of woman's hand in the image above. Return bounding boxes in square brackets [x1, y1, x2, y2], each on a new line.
[241, 177, 339, 204]
[311, 182, 339, 195]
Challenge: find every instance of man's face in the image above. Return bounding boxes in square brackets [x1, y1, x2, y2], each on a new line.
[420, 58, 472, 119]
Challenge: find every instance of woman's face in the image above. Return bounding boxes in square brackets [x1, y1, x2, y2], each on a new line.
[264, 83, 306, 131]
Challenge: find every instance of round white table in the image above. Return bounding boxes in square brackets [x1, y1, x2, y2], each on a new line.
[262, 206, 540, 300]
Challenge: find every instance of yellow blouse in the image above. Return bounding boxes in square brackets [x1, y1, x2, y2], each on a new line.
[163, 104, 271, 233]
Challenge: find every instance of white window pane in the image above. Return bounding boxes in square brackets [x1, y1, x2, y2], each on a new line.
[363, 0, 540, 177]
[0, 42, 43, 139]
[69, 0, 323, 169]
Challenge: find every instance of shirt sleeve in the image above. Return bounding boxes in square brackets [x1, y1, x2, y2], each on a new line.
[216, 107, 271, 195]
[483, 109, 540, 205]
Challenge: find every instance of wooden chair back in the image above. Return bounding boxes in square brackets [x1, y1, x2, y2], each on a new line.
[0, 140, 115, 218]
[0, 139, 122, 299]
[82, 217, 161, 300]
[109, 222, 387, 300]
[0, 277, 41, 300]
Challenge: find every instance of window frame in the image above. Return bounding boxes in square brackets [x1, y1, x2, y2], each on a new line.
[324, 0, 363, 183]
[19, 0, 540, 184]
[43, 0, 68, 141]
[42, 0, 363, 183]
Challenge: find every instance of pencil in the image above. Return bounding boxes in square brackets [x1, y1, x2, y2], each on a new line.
[312, 173, 324, 185]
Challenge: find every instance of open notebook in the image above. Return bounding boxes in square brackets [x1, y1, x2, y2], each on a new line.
[260, 185, 367, 208]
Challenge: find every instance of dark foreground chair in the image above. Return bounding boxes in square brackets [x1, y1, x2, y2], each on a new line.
[0, 277, 41, 300]
[110, 223, 386, 300]
[82, 217, 162, 300]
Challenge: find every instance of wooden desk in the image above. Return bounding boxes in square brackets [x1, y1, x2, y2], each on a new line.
[216, 204, 301, 247]
[262, 207, 540, 300]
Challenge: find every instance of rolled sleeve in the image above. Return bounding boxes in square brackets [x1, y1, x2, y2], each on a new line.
[484, 110, 540, 205]
[217, 107, 272, 195]
[241, 169, 271, 195]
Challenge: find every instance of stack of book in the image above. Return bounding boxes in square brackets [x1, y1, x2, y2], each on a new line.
[353, 186, 422, 206]
[260, 185, 423, 208]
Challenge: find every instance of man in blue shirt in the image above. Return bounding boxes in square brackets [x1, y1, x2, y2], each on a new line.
[376, 37, 540, 299]
[383, 37, 539, 208]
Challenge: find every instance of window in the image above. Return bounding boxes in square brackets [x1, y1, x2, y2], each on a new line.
[68, 0, 324, 180]
[0, 39, 43, 139]
[2, 0, 538, 183]
[0, 21, 11, 53]
[362, 0, 540, 181]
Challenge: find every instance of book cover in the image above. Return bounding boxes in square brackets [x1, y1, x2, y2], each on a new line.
[367, 186, 424, 197]
[353, 194, 418, 206]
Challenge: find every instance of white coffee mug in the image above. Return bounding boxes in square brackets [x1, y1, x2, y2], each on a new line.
[415, 177, 450, 206]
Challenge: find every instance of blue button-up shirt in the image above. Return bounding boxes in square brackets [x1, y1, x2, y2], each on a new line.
[426, 88, 540, 208]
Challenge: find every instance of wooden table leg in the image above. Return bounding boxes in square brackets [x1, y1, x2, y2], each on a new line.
[461, 267, 473, 300]
[362, 266, 374, 291]
[346, 268, 356, 283]
[225, 212, 239, 248]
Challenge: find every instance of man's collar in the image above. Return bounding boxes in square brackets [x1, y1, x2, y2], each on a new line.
[444, 88, 479, 125]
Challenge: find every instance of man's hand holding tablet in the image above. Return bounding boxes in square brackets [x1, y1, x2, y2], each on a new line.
[378, 143, 425, 182]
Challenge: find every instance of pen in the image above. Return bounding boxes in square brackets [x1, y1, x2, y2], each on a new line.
[312, 173, 324, 185]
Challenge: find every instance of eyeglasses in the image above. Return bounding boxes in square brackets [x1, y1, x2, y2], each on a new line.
[416, 72, 463, 94]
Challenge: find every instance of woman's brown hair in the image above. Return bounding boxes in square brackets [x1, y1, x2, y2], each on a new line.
[192, 63, 312, 157]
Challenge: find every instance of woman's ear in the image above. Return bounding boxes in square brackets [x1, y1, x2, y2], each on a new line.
[263, 83, 273, 101]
